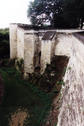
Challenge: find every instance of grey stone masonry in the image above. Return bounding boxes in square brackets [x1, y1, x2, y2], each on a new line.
[10, 23, 84, 126]
[9, 23, 84, 75]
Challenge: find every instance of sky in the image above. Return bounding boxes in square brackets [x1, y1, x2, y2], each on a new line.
[0, 0, 33, 28]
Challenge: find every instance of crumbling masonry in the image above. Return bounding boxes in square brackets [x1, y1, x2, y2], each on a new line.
[10, 23, 77, 74]
[10, 23, 84, 126]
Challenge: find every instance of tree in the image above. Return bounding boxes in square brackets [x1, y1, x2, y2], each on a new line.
[79, 0, 84, 28]
[28, 0, 84, 28]
[63, 0, 84, 28]
[28, 0, 64, 28]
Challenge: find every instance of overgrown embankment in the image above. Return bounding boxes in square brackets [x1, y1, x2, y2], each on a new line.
[0, 56, 69, 126]
[0, 29, 69, 126]
[0, 60, 52, 126]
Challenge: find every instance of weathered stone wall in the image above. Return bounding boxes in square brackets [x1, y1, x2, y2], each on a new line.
[41, 36, 57, 73]
[57, 34, 84, 126]
[41, 40, 52, 73]
[33, 33, 41, 70]
[10, 24, 75, 74]
[51, 35, 57, 58]
[17, 27, 24, 59]
[55, 34, 72, 57]
[10, 24, 84, 125]
[24, 33, 35, 75]
[9, 24, 84, 78]
[10, 23, 17, 59]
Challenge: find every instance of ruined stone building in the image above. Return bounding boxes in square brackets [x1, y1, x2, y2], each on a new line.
[10, 23, 84, 126]
[10, 23, 82, 74]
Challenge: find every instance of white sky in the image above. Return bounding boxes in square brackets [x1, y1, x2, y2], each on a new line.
[0, 0, 33, 28]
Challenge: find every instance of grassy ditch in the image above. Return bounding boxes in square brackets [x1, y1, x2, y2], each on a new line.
[0, 56, 69, 126]
[27, 56, 69, 125]
[0, 29, 69, 126]
[0, 64, 53, 126]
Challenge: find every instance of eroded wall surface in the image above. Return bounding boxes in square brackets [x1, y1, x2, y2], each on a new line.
[24, 33, 35, 74]
[10, 24, 84, 125]
[33, 33, 41, 69]
[57, 34, 84, 126]
[55, 34, 72, 57]
[10, 24, 84, 78]
[10, 24, 73, 74]
[10, 24, 17, 58]
[41, 40, 52, 73]
[17, 27, 24, 59]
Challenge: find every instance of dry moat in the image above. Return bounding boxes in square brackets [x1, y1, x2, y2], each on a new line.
[0, 55, 69, 126]
[1, 27, 84, 126]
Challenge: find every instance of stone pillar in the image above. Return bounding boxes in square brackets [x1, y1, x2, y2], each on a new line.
[17, 27, 24, 59]
[9, 23, 17, 59]
[24, 33, 35, 76]
[33, 33, 41, 71]
[41, 40, 52, 73]
[51, 35, 57, 59]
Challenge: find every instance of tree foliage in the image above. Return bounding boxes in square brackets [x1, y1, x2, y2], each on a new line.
[28, 0, 84, 28]
[28, 0, 64, 28]
[63, 0, 84, 28]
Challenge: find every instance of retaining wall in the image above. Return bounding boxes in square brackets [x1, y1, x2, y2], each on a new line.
[9, 23, 83, 76]
[55, 34, 72, 57]
[57, 34, 84, 126]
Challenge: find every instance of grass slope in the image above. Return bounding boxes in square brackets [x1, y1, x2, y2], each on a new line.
[0, 29, 69, 126]
[0, 67, 52, 126]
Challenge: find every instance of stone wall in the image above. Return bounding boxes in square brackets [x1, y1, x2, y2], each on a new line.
[9, 24, 76, 74]
[41, 34, 57, 73]
[10, 24, 60, 74]
[57, 34, 84, 126]
[9, 23, 84, 76]
[24, 33, 35, 75]
[10, 23, 17, 59]
[17, 27, 24, 59]
[33, 33, 41, 70]
[55, 34, 72, 57]
[41, 40, 52, 73]
[10, 23, 84, 125]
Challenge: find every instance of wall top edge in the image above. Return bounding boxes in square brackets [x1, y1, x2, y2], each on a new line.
[10, 23, 84, 34]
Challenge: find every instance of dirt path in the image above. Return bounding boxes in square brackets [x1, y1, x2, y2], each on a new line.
[0, 74, 4, 104]
[9, 109, 28, 126]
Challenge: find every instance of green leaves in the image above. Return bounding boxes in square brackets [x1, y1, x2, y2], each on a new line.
[28, 0, 64, 27]
[27, 0, 84, 28]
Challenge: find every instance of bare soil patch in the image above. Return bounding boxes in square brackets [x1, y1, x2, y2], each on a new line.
[9, 109, 28, 126]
